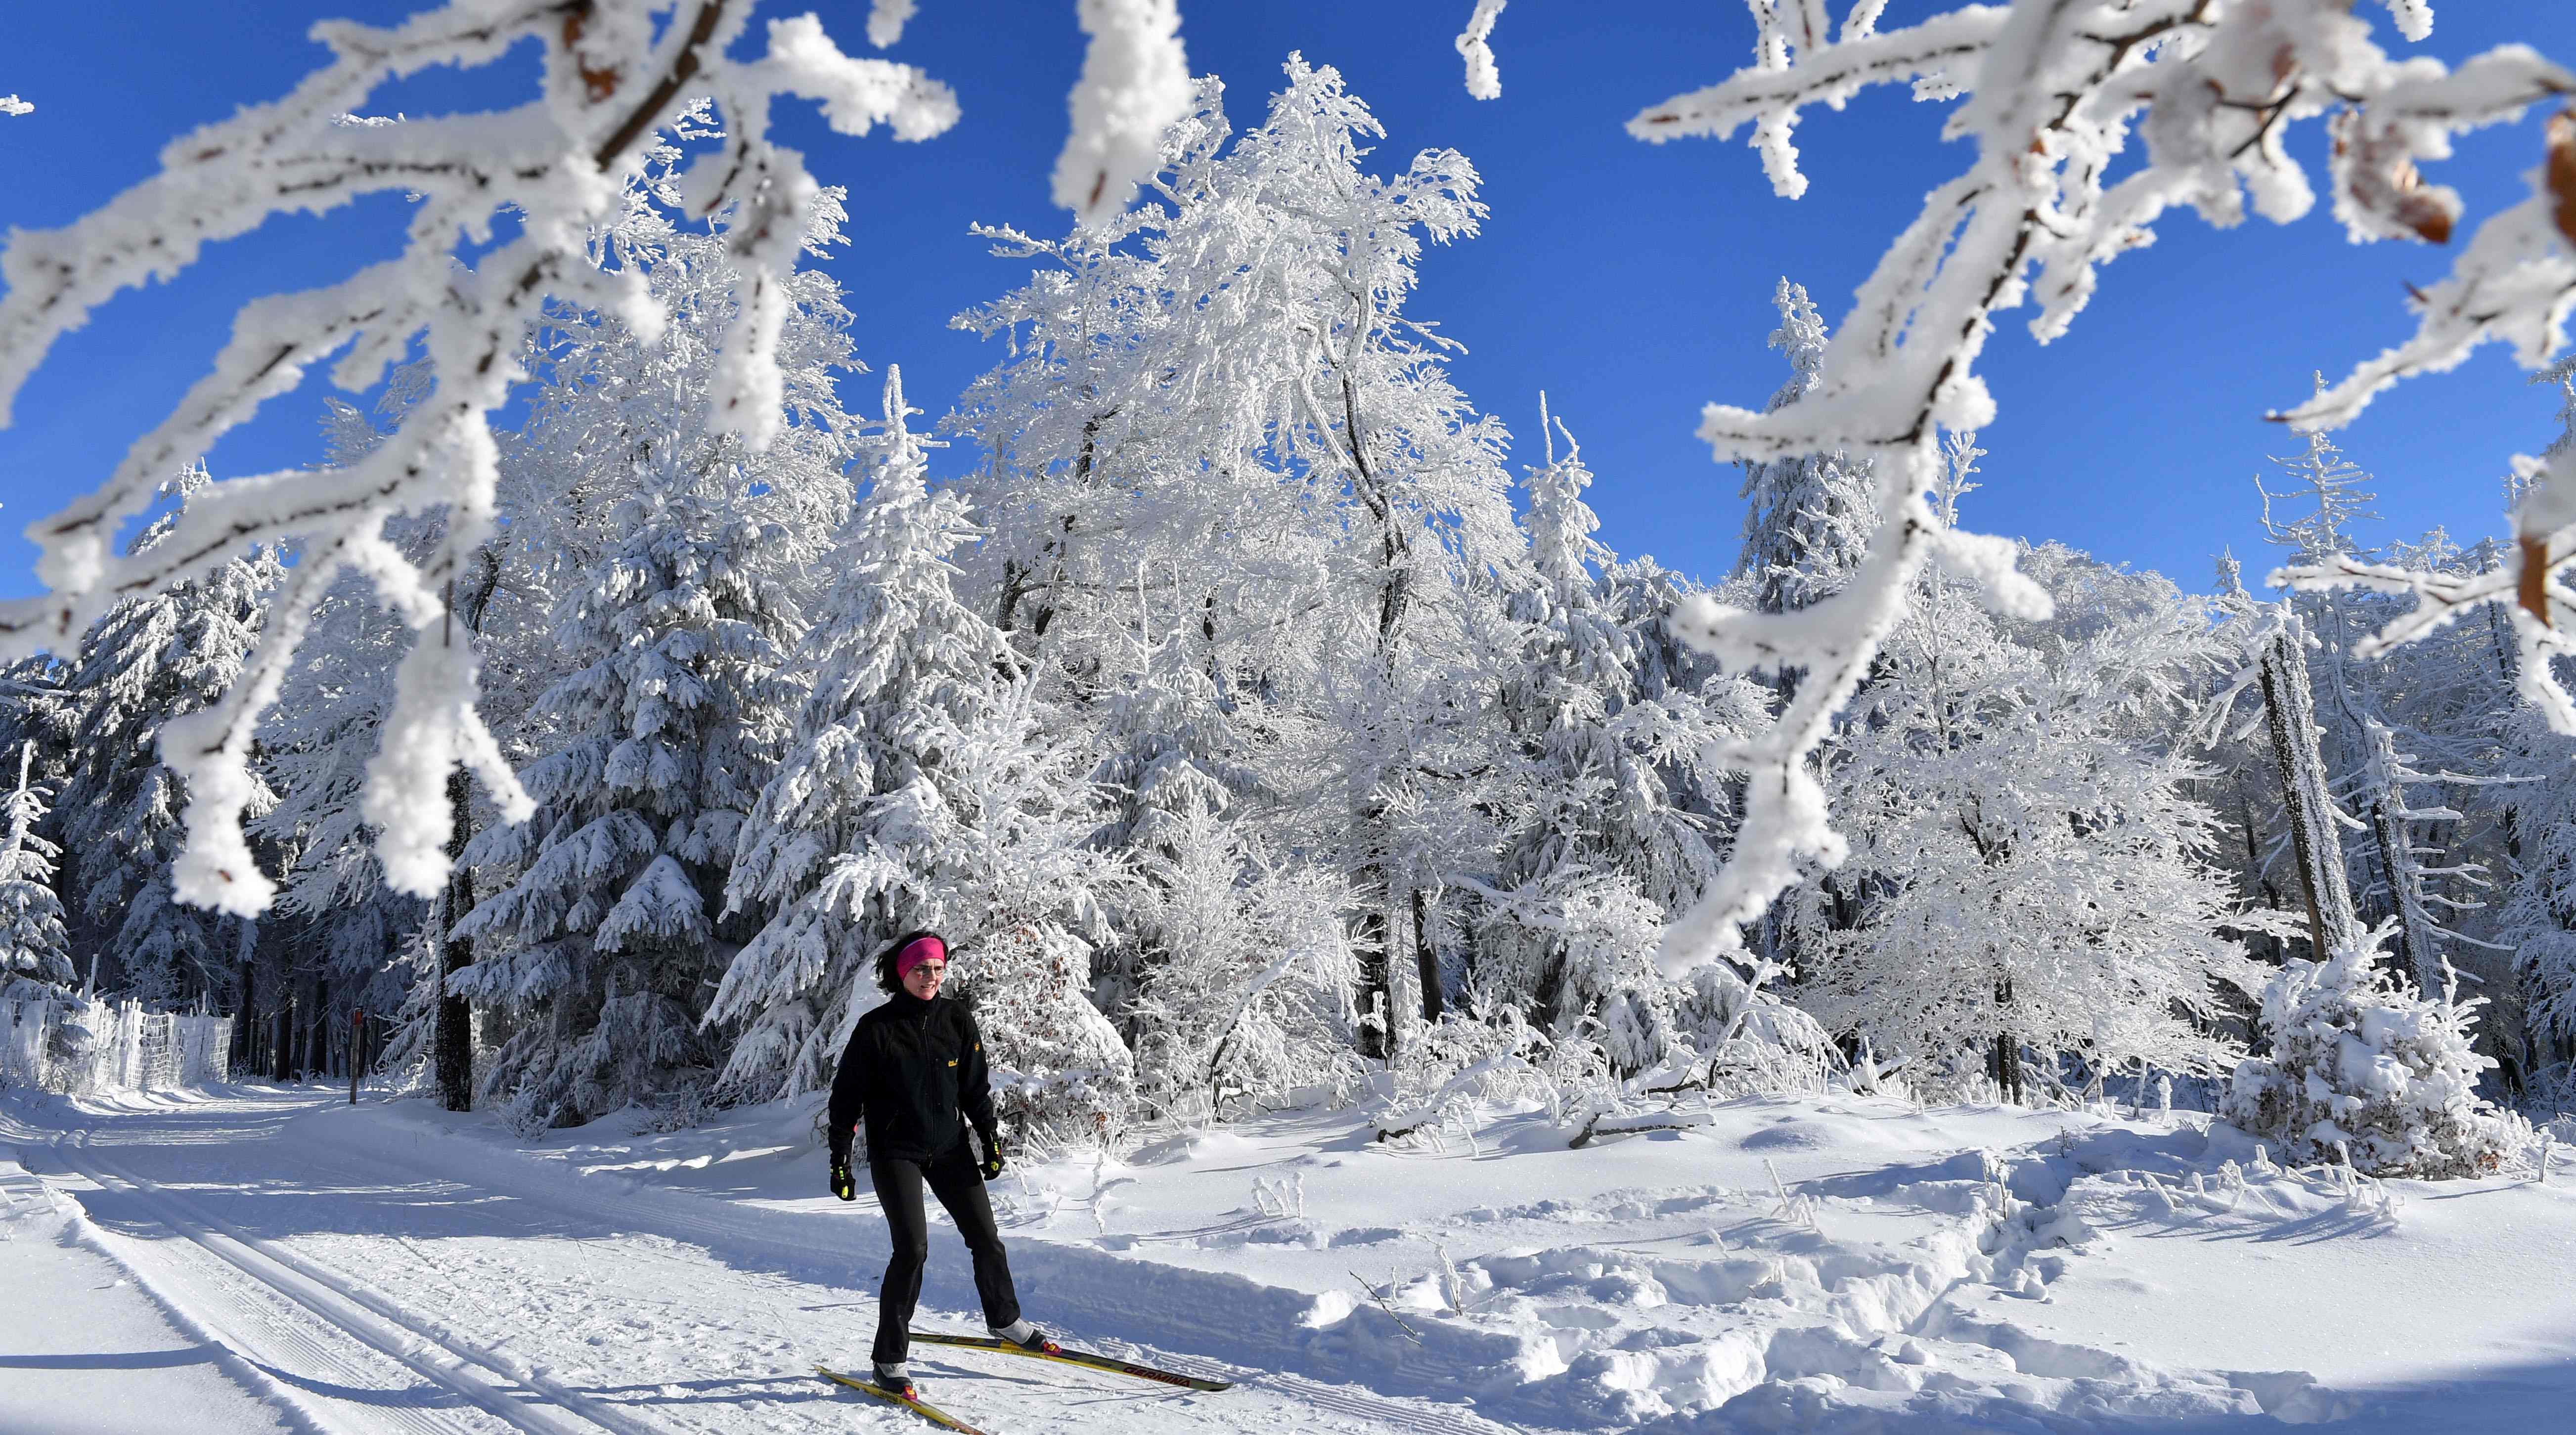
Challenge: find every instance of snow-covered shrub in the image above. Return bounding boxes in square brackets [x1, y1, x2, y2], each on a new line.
[1669, 959, 1834, 1099]
[955, 920, 1135, 1150]
[1374, 1006, 1613, 1139]
[1123, 796, 1362, 1120]
[2224, 933, 2520, 1178]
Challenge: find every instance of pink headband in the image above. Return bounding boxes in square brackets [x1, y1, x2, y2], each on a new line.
[895, 936, 947, 981]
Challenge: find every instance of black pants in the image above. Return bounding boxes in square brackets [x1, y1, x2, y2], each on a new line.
[870, 1139, 1021, 1365]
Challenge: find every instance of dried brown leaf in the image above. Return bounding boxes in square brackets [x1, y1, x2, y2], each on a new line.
[2522, 535, 2554, 629]
[2548, 109, 2576, 249]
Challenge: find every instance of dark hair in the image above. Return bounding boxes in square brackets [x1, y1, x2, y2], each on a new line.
[874, 930, 948, 996]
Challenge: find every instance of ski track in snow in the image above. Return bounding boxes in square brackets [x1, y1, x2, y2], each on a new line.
[3, 1087, 1530, 1435]
[14, 1083, 2574, 1433]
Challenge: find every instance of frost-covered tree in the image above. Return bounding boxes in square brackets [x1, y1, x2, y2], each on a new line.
[2357, 720, 2508, 997]
[2249, 611, 2365, 963]
[950, 60, 1521, 1058]
[2225, 930, 2518, 1177]
[0, 742, 72, 1001]
[1457, 1, 2576, 983]
[1123, 793, 1359, 1115]
[0, 0, 1193, 924]
[1476, 406, 1765, 1071]
[1734, 279, 1875, 618]
[1171, 58, 1515, 1054]
[710, 368, 1120, 1129]
[45, 467, 281, 1004]
[711, 366, 1003, 1095]
[451, 194, 857, 1129]
[1793, 446, 2260, 1098]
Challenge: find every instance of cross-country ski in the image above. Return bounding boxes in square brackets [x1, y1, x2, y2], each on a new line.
[907, 1330, 1235, 1392]
[816, 1367, 993, 1435]
[9, 4, 2576, 1435]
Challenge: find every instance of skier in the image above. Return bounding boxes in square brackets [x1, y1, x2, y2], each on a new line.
[827, 930, 1059, 1400]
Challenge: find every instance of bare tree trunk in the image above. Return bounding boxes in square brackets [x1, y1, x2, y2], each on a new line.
[438, 766, 478, 1112]
[1337, 366, 1414, 1063]
[232, 936, 256, 1077]
[435, 553, 502, 1112]
[2257, 618, 2360, 960]
[1412, 888, 1444, 1023]
[1992, 968, 2021, 1104]
[2362, 721, 2465, 994]
[272, 992, 293, 1082]
[1354, 907, 1392, 1061]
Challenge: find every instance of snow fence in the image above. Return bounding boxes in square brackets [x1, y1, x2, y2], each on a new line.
[0, 998, 232, 1095]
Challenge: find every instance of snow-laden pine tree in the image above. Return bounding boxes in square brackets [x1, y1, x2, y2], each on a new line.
[710, 369, 1125, 1135]
[711, 366, 1000, 1095]
[45, 466, 280, 1005]
[252, 393, 445, 1050]
[1723, 282, 1881, 979]
[1794, 444, 2261, 1099]
[451, 191, 857, 1131]
[0, 742, 72, 1002]
[1476, 406, 1767, 1072]
[1734, 279, 1876, 618]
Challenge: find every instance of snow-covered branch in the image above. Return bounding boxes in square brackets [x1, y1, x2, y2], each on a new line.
[1054, 0, 1192, 223]
[1603, 1, 2575, 975]
[0, 0, 1187, 918]
[1456, 0, 1507, 101]
[2280, 526, 2576, 736]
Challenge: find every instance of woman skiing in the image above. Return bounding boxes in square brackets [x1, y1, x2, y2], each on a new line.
[826, 930, 1058, 1399]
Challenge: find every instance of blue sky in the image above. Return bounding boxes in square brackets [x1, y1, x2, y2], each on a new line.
[2, 3, 2570, 605]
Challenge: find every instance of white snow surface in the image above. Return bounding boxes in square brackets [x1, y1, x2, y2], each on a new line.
[6, 1083, 2576, 1433]
[0, 1148, 296, 1435]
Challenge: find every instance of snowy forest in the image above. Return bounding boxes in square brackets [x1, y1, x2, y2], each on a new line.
[12, 3, 2576, 1431]
[0, 1, 2572, 1174]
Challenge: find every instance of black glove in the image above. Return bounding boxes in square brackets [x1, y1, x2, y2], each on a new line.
[978, 1135, 1005, 1181]
[828, 1150, 857, 1202]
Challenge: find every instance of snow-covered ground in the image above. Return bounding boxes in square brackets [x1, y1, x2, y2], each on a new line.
[6, 1083, 2574, 1434]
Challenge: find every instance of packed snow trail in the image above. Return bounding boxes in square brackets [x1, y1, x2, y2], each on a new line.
[3, 1087, 1523, 1435]
[0, 1152, 298, 1435]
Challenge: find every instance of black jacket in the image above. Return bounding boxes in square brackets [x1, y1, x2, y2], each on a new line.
[827, 991, 997, 1163]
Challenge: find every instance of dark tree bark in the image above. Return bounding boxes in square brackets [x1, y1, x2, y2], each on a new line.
[1412, 888, 1444, 1024]
[437, 767, 477, 1111]
[433, 553, 502, 1112]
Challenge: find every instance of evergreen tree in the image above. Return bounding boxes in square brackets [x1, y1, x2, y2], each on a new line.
[1733, 278, 1876, 617]
[452, 192, 855, 1130]
[711, 369, 1123, 1131]
[2226, 929, 2517, 1178]
[0, 741, 72, 1001]
[47, 466, 280, 1005]
[1477, 405, 1765, 1071]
